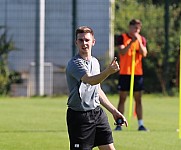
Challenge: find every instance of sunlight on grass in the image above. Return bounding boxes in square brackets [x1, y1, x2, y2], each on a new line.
[0, 94, 180, 150]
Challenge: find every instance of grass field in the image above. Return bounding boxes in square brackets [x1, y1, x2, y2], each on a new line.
[0, 94, 180, 150]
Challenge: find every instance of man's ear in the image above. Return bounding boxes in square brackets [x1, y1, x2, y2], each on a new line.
[75, 40, 77, 46]
[92, 39, 96, 46]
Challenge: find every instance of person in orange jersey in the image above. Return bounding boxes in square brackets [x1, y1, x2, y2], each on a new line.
[115, 19, 148, 131]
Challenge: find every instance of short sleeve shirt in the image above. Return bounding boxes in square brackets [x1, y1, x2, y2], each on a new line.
[66, 54, 100, 111]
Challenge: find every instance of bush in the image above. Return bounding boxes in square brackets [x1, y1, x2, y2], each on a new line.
[0, 26, 17, 95]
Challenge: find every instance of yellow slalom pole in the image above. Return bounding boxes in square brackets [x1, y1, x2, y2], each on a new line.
[179, 35, 181, 139]
[129, 46, 136, 128]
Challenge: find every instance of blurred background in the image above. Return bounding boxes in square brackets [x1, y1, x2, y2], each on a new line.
[0, 0, 180, 96]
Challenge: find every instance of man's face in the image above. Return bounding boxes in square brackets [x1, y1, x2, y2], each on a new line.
[129, 24, 141, 35]
[75, 33, 95, 55]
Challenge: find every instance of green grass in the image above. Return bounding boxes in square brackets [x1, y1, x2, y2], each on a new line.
[0, 94, 180, 150]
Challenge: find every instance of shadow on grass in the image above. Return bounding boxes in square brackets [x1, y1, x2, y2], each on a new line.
[113, 129, 179, 132]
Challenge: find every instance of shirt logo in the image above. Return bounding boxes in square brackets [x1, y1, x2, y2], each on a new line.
[75, 144, 79, 148]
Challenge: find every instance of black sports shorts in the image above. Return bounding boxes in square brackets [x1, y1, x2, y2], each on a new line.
[117, 75, 144, 91]
[66, 106, 113, 150]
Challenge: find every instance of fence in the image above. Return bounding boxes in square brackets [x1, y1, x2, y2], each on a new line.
[0, 0, 114, 96]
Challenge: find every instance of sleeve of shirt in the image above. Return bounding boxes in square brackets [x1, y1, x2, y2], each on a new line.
[141, 36, 147, 47]
[67, 59, 87, 81]
[117, 34, 124, 45]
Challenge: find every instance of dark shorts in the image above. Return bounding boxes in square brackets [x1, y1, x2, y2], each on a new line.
[118, 75, 144, 91]
[66, 106, 113, 150]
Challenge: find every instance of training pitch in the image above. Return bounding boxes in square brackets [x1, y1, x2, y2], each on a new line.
[0, 94, 180, 150]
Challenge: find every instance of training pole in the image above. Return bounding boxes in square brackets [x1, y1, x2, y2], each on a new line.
[179, 35, 181, 139]
[128, 46, 136, 128]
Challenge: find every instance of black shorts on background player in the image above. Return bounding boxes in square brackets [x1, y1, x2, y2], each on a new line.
[117, 75, 144, 91]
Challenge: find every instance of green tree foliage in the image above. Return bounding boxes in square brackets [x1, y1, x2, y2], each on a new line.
[114, 0, 181, 94]
[137, 0, 180, 5]
[0, 26, 20, 95]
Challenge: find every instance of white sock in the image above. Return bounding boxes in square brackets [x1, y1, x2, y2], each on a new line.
[138, 120, 144, 127]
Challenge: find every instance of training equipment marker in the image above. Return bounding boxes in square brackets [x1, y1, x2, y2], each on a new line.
[179, 35, 181, 139]
[129, 46, 136, 128]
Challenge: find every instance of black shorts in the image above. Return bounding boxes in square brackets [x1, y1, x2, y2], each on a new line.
[118, 75, 144, 91]
[66, 106, 113, 150]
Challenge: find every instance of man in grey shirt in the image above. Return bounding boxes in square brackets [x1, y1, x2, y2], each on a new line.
[66, 26, 128, 150]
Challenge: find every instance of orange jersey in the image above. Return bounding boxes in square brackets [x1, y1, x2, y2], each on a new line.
[118, 33, 146, 75]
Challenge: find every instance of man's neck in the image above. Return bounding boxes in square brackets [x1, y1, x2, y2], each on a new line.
[128, 32, 134, 38]
[79, 53, 91, 61]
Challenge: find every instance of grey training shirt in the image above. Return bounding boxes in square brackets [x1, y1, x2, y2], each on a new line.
[66, 54, 100, 111]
